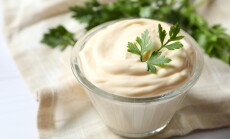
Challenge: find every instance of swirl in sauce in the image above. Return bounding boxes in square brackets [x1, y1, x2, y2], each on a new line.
[79, 19, 194, 97]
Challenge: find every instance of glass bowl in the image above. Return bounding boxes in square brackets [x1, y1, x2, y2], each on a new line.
[71, 19, 203, 138]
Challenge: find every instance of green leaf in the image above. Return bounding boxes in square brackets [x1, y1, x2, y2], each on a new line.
[169, 23, 180, 38]
[147, 52, 171, 73]
[132, 29, 154, 61]
[148, 52, 171, 66]
[165, 42, 183, 50]
[170, 36, 184, 41]
[136, 37, 142, 47]
[41, 25, 76, 50]
[139, 30, 154, 52]
[158, 24, 166, 45]
[127, 42, 141, 55]
[147, 64, 157, 73]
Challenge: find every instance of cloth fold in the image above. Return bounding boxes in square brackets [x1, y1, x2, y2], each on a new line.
[2, 0, 230, 138]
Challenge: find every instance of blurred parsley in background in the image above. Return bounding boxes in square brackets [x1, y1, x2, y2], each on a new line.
[41, 0, 230, 65]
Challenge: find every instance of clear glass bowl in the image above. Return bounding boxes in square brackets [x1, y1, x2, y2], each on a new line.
[71, 19, 203, 138]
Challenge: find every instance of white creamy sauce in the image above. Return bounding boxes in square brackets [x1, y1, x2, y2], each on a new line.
[79, 19, 194, 97]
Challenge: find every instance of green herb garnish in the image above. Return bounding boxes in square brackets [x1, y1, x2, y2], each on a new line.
[128, 24, 184, 73]
[41, 25, 76, 50]
[127, 30, 154, 62]
[41, 0, 230, 65]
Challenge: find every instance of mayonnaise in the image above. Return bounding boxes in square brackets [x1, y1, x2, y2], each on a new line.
[79, 19, 194, 97]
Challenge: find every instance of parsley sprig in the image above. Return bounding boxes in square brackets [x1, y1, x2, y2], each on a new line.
[41, 0, 230, 65]
[128, 24, 184, 73]
[41, 25, 76, 50]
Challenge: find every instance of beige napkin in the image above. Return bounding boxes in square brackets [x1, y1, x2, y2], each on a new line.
[2, 0, 230, 139]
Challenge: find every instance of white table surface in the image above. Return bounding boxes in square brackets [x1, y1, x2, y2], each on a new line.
[0, 11, 230, 139]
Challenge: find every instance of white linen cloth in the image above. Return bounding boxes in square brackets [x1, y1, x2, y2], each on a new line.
[2, 0, 230, 138]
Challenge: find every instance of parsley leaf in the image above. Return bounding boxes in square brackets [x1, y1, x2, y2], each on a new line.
[157, 24, 184, 52]
[128, 24, 184, 73]
[147, 52, 171, 73]
[41, 25, 76, 50]
[127, 30, 154, 62]
[165, 42, 183, 50]
[158, 24, 167, 45]
[127, 42, 141, 55]
[169, 23, 180, 39]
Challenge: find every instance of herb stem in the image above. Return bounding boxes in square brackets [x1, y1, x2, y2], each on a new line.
[157, 40, 170, 52]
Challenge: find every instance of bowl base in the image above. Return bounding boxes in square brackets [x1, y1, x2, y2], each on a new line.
[108, 122, 168, 138]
